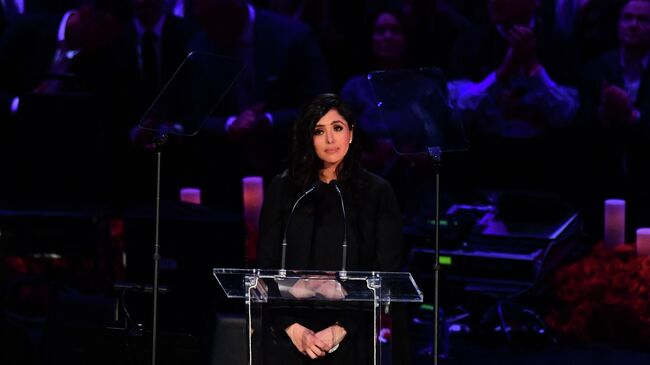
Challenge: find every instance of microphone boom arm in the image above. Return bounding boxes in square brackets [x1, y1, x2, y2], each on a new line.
[280, 185, 316, 276]
[333, 182, 348, 279]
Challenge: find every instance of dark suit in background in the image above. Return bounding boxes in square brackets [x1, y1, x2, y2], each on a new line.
[579, 49, 650, 241]
[0, 7, 120, 206]
[191, 7, 330, 132]
[0, 13, 61, 121]
[100, 12, 195, 209]
[187, 5, 330, 211]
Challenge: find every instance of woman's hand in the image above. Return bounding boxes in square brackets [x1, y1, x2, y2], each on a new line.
[315, 280, 346, 299]
[285, 323, 329, 359]
[314, 324, 347, 352]
[288, 279, 318, 299]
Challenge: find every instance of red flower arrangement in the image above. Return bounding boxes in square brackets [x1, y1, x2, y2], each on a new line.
[545, 243, 650, 346]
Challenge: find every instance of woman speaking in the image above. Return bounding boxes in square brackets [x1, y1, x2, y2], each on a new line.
[257, 93, 404, 364]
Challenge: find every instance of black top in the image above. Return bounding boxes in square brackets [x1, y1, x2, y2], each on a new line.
[257, 169, 403, 272]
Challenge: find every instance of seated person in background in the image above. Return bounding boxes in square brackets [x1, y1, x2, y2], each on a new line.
[578, 0, 650, 242]
[447, 0, 579, 196]
[169, 0, 331, 211]
[0, 1, 128, 208]
[0, 1, 121, 123]
[106, 0, 197, 207]
[340, 5, 433, 219]
[190, 0, 330, 138]
[341, 5, 414, 174]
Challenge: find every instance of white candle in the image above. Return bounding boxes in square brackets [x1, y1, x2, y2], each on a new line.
[180, 187, 201, 205]
[604, 199, 625, 249]
[636, 228, 650, 255]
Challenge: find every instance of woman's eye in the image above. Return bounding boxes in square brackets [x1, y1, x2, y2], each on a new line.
[313, 129, 324, 136]
[334, 125, 343, 132]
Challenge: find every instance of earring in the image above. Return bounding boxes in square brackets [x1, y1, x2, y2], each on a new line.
[349, 139, 352, 144]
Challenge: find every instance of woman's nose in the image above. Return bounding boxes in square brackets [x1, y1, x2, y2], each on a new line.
[326, 130, 334, 143]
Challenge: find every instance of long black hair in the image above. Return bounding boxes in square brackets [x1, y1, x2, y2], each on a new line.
[290, 93, 362, 189]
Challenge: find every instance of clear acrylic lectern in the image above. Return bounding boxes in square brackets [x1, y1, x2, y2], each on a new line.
[213, 269, 422, 365]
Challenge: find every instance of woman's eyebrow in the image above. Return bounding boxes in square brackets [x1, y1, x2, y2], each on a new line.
[315, 120, 347, 128]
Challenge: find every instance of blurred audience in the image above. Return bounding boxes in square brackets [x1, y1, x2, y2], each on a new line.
[254, 0, 368, 90]
[538, 0, 628, 64]
[447, 0, 580, 195]
[3, 0, 649, 234]
[579, 0, 650, 241]
[339, 4, 449, 221]
[339, 5, 412, 212]
[340, 5, 413, 172]
[402, 0, 472, 74]
[0, 0, 117, 120]
[1, 0, 82, 37]
[191, 0, 329, 134]
[0, 1, 135, 213]
[101, 0, 195, 207]
[178, 0, 330, 210]
[109, 0, 192, 128]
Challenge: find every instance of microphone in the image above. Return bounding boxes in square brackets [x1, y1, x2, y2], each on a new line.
[330, 180, 348, 279]
[279, 182, 318, 276]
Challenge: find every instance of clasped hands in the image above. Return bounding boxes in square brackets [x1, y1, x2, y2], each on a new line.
[496, 25, 541, 79]
[227, 102, 271, 137]
[285, 322, 347, 359]
[599, 81, 639, 127]
[287, 278, 347, 300]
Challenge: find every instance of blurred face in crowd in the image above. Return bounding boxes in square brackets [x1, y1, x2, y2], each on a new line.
[372, 12, 406, 64]
[619, 0, 650, 50]
[312, 109, 353, 170]
[194, 0, 248, 45]
[488, 0, 536, 27]
[65, 5, 120, 52]
[133, 0, 165, 28]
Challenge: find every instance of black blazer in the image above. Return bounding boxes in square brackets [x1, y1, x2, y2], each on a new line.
[103, 14, 192, 125]
[257, 169, 403, 272]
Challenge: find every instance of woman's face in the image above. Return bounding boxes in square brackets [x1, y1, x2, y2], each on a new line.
[371, 12, 406, 62]
[312, 109, 353, 170]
